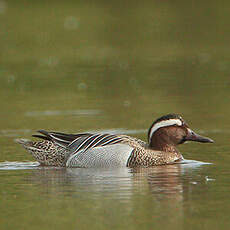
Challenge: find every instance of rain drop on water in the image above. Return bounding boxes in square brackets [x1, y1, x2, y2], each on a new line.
[64, 16, 80, 30]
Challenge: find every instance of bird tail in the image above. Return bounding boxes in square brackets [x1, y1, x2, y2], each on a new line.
[15, 138, 38, 151]
[15, 138, 65, 166]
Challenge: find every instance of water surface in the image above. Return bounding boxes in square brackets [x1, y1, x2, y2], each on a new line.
[1, 1, 230, 230]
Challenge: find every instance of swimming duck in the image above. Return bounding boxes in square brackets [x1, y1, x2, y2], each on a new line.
[17, 114, 213, 167]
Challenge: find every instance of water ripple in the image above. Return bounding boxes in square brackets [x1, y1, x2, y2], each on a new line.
[25, 109, 101, 117]
[0, 129, 32, 137]
[0, 161, 40, 170]
[0, 159, 210, 171]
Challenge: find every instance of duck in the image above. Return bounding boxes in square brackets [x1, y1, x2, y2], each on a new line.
[16, 114, 213, 168]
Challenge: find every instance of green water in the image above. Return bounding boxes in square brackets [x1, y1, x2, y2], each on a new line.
[1, 1, 230, 229]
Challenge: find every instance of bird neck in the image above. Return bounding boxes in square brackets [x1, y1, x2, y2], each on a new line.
[149, 134, 179, 154]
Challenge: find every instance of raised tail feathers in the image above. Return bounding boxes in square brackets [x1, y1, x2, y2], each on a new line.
[15, 138, 66, 166]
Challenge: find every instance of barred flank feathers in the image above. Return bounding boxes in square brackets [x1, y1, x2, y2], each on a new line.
[68, 134, 123, 155]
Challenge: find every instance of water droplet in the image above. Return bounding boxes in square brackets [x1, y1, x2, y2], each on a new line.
[7, 74, 16, 83]
[64, 16, 79, 30]
[78, 82, 87, 90]
[217, 61, 228, 71]
[0, 0, 7, 14]
[129, 78, 138, 86]
[39, 56, 59, 67]
[123, 100, 131, 107]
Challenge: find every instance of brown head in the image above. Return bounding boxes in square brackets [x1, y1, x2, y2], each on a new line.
[148, 114, 214, 152]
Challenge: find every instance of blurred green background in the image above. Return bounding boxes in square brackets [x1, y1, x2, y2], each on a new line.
[0, 1, 230, 230]
[1, 0, 229, 132]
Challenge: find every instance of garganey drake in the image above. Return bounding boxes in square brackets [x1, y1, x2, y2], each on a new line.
[17, 114, 214, 167]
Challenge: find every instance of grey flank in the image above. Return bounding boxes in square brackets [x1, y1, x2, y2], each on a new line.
[66, 144, 133, 167]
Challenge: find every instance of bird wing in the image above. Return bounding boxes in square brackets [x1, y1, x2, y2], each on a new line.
[33, 130, 123, 153]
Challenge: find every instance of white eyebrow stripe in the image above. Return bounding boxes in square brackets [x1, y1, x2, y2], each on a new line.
[149, 119, 182, 143]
